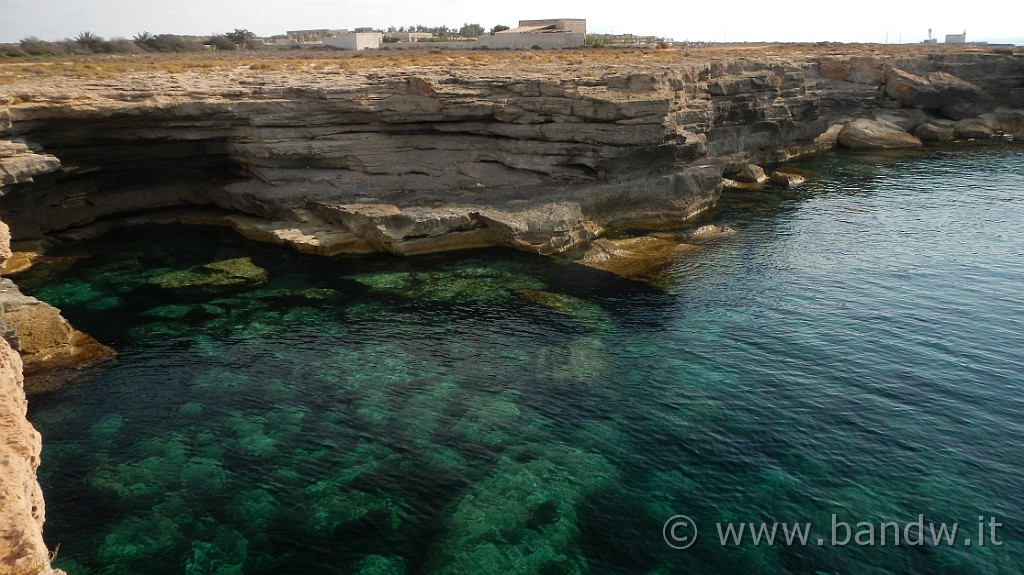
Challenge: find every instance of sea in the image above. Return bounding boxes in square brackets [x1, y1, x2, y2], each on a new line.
[15, 142, 1024, 574]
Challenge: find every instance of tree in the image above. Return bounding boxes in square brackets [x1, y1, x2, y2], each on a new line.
[490, 25, 510, 34]
[75, 31, 103, 50]
[459, 23, 484, 38]
[133, 31, 156, 49]
[225, 29, 255, 46]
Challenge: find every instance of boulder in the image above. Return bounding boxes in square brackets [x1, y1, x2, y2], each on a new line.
[914, 119, 957, 142]
[721, 178, 764, 192]
[954, 118, 995, 140]
[838, 118, 923, 149]
[769, 171, 806, 188]
[733, 164, 769, 184]
[983, 110, 1024, 135]
[875, 109, 931, 133]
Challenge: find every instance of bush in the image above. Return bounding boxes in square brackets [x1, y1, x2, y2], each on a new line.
[0, 44, 25, 57]
[208, 35, 236, 51]
[107, 39, 141, 53]
[149, 34, 203, 52]
[20, 36, 62, 55]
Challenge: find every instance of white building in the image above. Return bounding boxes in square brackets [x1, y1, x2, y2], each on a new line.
[945, 30, 966, 44]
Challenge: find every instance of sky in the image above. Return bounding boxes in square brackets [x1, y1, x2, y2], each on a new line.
[0, 0, 1021, 45]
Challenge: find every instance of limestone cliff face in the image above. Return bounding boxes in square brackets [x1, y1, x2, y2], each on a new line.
[2, 48, 1021, 257]
[0, 333, 61, 575]
[0, 229, 63, 574]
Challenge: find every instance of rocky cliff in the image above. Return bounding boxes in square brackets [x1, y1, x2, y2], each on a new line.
[2, 47, 1018, 258]
[0, 44, 1022, 570]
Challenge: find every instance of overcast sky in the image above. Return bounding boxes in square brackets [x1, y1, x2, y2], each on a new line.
[1, 0, 1021, 45]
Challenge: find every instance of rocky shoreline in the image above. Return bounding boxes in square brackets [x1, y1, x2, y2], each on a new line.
[1, 44, 1022, 572]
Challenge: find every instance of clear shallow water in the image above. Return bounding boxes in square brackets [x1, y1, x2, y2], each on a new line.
[17, 144, 1024, 575]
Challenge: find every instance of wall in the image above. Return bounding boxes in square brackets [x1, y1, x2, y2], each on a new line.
[386, 32, 433, 42]
[478, 32, 585, 49]
[324, 32, 382, 50]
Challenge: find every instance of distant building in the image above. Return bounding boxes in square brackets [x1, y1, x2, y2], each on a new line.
[945, 30, 966, 44]
[481, 18, 586, 49]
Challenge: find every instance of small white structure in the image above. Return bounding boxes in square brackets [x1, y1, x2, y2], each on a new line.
[324, 31, 383, 50]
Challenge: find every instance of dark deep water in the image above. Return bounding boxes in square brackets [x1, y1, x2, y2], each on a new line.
[16, 144, 1024, 574]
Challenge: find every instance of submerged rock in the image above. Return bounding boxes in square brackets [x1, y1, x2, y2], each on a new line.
[686, 224, 736, 243]
[577, 236, 695, 277]
[354, 555, 408, 575]
[149, 257, 269, 290]
[428, 443, 617, 575]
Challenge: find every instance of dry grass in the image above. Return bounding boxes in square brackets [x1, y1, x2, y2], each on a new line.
[0, 43, 1018, 85]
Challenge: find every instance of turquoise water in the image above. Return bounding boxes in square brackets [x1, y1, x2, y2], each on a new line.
[17, 144, 1024, 574]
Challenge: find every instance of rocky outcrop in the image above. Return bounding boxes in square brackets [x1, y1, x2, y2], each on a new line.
[884, 68, 993, 120]
[0, 278, 113, 374]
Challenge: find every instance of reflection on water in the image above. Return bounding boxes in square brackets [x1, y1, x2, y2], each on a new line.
[19, 144, 1024, 574]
